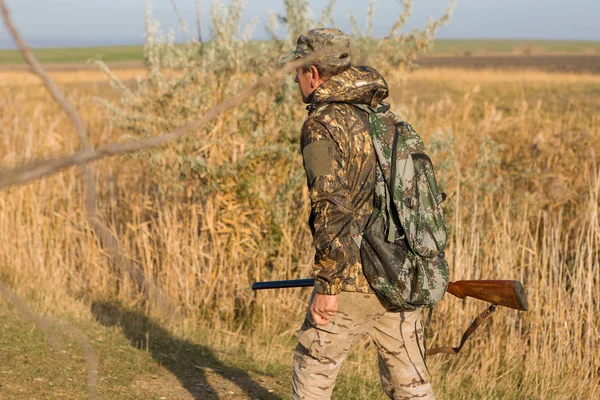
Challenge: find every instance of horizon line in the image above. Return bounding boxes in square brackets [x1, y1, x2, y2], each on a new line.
[1, 37, 600, 51]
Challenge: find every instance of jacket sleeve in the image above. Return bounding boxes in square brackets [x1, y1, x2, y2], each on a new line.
[301, 117, 357, 295]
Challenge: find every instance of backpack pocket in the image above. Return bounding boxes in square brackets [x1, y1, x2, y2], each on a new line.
[387, 124, 448, 259]
[360, 212, 449, 310]
[406, 152, 448, 258]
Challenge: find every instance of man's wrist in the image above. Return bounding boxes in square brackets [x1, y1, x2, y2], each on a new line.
[314, 277, 342, 295]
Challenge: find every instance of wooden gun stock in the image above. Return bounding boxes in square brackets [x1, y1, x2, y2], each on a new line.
[253, 278, 528, 311]
[447, 280, 528, 311]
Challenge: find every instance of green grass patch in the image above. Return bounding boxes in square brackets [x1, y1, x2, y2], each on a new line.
[1, 39, 599, 65]
[0, 45, 144, 65]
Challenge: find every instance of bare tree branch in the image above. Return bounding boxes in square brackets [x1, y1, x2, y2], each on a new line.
[196, 0, 205, 56]
[385, 0, 413, 40]
[1, 0, 176, 326]
[0, 282, 66, 353]
[0, 51, 324, 190]
[170, 0, 203, 51]
[0, 0, 90, 150]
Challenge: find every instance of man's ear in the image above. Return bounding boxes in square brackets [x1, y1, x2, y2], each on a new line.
[310, 65, 322, 88]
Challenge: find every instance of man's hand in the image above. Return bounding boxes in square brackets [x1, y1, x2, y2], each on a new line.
[310, 293, 338, 326]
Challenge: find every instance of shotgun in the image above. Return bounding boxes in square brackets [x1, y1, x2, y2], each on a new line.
[252, 278, 528, 311]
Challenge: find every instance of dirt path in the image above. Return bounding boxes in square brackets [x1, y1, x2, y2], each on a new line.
[0, 300, 288, 399]
[129, 366, 284, 400]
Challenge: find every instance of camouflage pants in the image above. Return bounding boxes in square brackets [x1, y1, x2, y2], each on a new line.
[292, 291, 434, 400]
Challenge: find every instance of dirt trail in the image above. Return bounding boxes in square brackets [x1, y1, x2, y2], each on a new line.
[131, 367, 284, 400]
[0, 301, 288, 400]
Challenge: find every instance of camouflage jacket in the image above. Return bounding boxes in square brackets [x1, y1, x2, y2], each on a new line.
[301, 66, 389, 295]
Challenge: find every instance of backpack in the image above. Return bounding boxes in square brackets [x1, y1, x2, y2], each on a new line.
[354, 103, 449, 310]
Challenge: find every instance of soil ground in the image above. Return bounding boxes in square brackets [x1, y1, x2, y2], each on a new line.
[416, 53, 600, 74]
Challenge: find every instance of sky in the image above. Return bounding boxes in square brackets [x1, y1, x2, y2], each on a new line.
[0, 0, 599, 49]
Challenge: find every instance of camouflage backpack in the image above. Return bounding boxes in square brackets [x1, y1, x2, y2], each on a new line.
[354, 103, 449, 310]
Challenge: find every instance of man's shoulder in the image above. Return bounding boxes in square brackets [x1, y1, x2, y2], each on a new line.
[306, 102, 363, 129]
[301, 102, 372, 150]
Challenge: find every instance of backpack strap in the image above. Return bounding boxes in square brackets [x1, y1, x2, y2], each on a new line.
[354, 103, 402, 243]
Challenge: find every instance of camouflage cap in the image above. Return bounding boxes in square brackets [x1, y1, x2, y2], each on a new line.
[279, 28, 351, 68]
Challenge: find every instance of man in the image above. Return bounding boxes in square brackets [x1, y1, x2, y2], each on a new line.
[279, 29, 435, 400]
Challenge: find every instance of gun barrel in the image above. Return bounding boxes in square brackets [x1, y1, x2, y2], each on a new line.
[251, 278, 315, 290]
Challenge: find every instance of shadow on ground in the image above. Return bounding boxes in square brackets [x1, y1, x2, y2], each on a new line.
[91, 301, 281, 400]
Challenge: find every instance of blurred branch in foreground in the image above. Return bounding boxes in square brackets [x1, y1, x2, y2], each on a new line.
[0, 50, 326, 190]
[0, 0, 176, 316]
[0, 280, 100, 400]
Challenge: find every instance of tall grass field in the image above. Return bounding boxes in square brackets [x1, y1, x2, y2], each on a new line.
[0, 1, 599, 398]
[1, 62, 598, 399]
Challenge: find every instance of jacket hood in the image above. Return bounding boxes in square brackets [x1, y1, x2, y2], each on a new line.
[310, 65, 389, 109]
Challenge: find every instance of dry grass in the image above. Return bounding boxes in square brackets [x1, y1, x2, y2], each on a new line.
[0, 65, 598, 399]
[0, 68, 147, 86]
